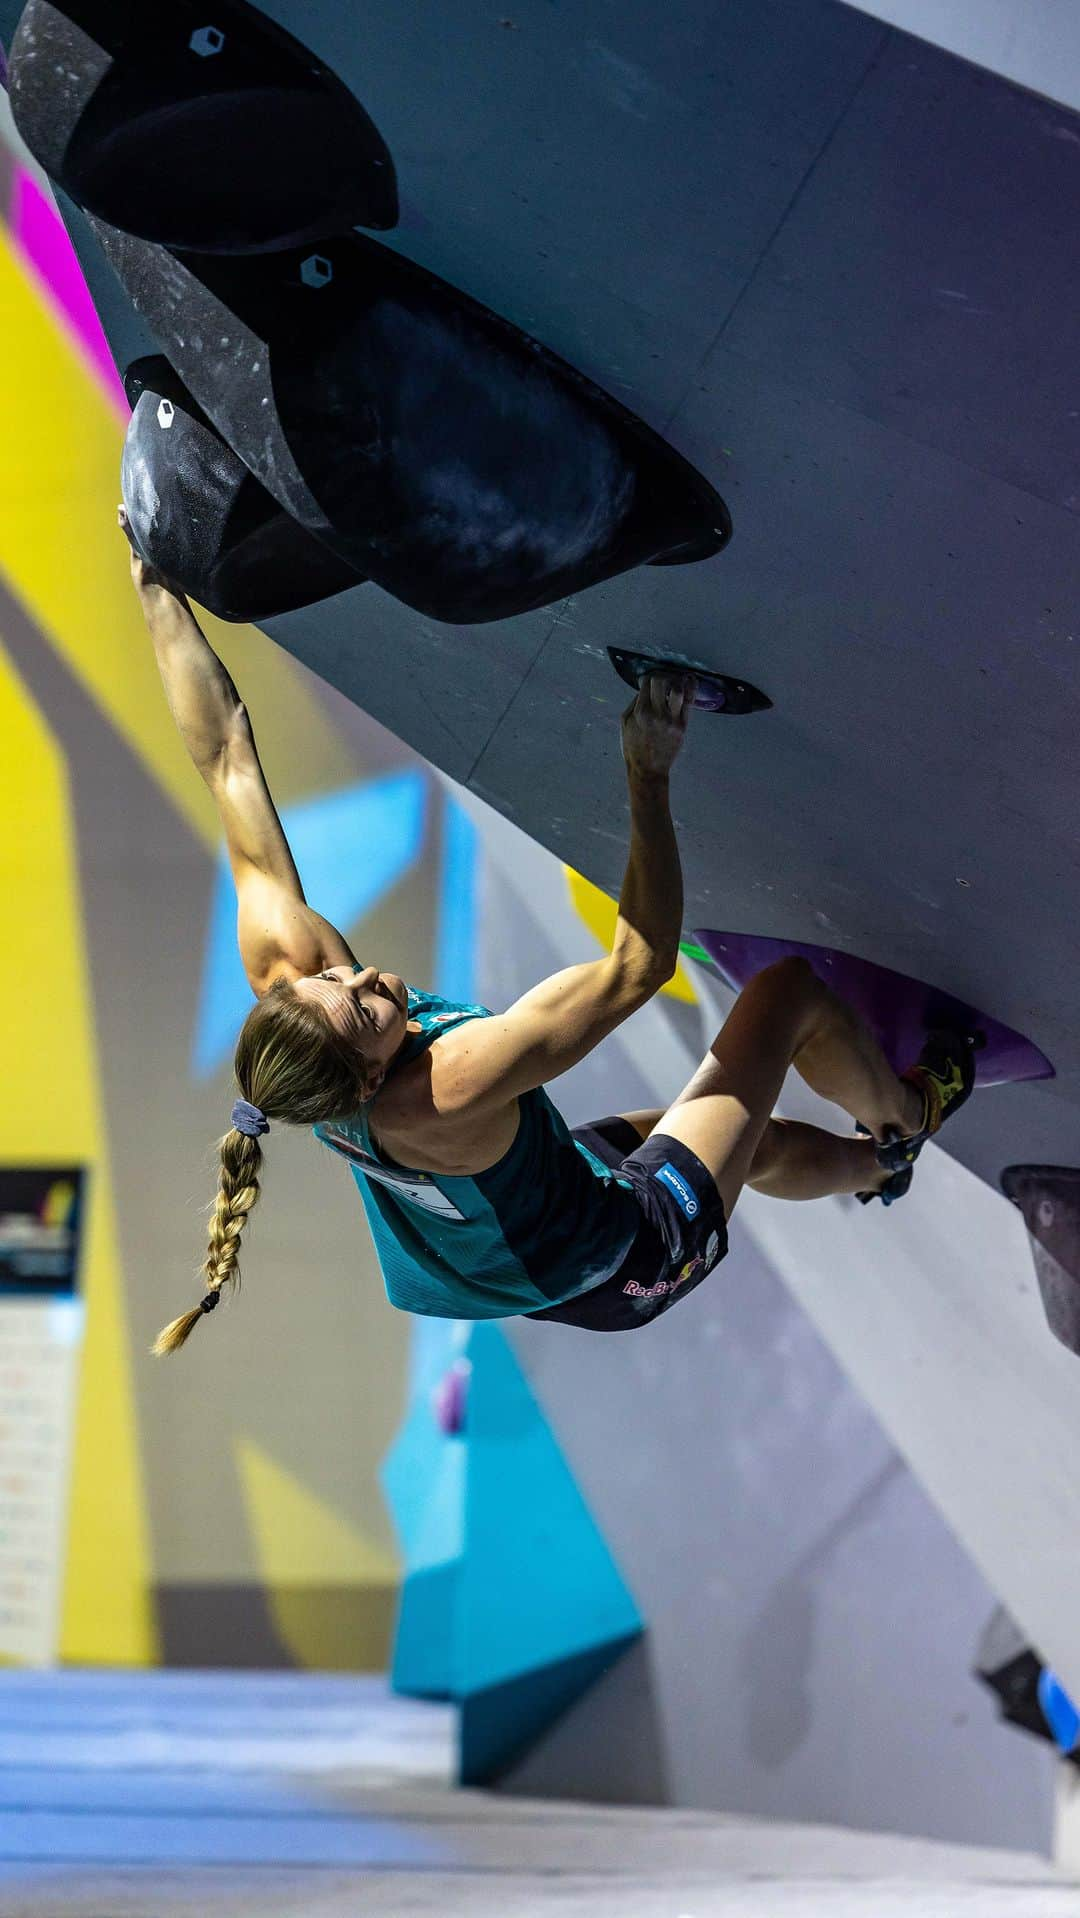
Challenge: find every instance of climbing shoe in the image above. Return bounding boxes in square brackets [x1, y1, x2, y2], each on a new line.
[856, 1156, 913, 1207]
[899, 1025, 984, 1142]
[854, 1026, 984, 1204]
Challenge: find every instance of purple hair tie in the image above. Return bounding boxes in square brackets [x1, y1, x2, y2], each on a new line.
[232, 1098, 270, 1137]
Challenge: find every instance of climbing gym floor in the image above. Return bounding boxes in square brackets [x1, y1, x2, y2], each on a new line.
[0, 1671, 1073, 1916]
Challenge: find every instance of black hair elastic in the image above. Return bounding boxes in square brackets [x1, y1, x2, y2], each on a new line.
[199, 1290, 221, 1315]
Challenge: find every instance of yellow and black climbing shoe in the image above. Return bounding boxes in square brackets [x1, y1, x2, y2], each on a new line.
[899, 1026, 984, 1146]
[854, 1027, 984, 1203]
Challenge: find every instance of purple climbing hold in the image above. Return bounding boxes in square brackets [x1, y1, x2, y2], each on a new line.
[432, 1359, 471, 1437]
[693, 931, 1054, 1090]
[609, 648, 770, 714]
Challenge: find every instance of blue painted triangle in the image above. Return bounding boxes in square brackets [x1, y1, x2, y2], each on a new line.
[191, 770, 427, 1079]
[455, 1324, 643, 1697]
[1038, 1669, 1080, 1754]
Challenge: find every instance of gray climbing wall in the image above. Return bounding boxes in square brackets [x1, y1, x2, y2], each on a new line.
[466, 793, 1055, 1845]
[845, 0, 1080, 112]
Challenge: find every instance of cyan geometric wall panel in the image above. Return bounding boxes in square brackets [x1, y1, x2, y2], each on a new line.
[381, 1320, 644, 1774]
[382, 1433, 465, 1697]
[455, 1323, 643, 1780]
[380, 1325, 467, 1699]
[192, 769, 426, 1077]
[389, 1561, 460, 1701]
[459, 1324, 643, 1693]
[381, 1412, 466, 1574]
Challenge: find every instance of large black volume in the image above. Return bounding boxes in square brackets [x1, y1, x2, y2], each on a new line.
[8, 0, 398, 252]
[92, 222, 732, 625]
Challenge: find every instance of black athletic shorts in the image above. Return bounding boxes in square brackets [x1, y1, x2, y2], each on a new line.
[529, 1117, 729, 1332]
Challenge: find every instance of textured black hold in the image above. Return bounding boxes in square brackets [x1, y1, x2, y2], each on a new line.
[121, 357, 365, 622]
[975, 1605, 1080, 1767]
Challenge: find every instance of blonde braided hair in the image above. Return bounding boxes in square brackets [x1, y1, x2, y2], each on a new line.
[153, 1130, 263, 1355]
[153, 976, 375, 1356]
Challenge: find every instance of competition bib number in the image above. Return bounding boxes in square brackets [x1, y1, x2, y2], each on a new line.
[319, 1127, 466, 1221]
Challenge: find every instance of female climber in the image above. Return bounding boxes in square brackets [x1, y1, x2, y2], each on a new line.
[121, 509, 978, 1351]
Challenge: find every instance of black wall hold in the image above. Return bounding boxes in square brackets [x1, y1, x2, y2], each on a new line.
[8, 0, 398, 251]
[609, 648, 770, 713]
[1000, 1165, 1080, 1356]
[88, 220, 732, 625]
[121, 357, 365, 622]
[974, 1606, 1080, 1767]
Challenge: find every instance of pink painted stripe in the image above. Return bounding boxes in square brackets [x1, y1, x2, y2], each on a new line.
[12, 167, 128, 416]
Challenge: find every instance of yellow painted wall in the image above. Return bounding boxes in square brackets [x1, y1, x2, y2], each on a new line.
[0, 637, 156, 1662]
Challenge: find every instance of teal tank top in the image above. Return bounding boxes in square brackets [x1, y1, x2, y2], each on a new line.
[313, 981, 641, 1320]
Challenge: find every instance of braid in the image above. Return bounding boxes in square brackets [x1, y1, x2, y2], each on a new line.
[152, 1132, 263, 1356]
[153, 973, 373, 1359]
